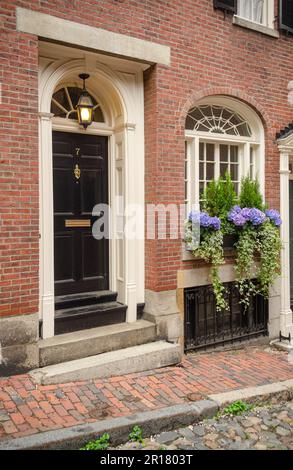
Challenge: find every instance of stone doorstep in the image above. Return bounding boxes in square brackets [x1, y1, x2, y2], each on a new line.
[0, 379, 292, 450]
[39, 319, 157, 367]
[30, 341, 182, 385]
[270, 339, 293, 353]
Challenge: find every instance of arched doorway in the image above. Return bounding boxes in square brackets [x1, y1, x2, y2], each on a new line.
[38, 53, 145, 338]
[51, 83, 109, 300]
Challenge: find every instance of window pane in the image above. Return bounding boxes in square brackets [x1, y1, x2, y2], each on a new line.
[206, 144, 215, 161]
[199, 142, 204, 160]
[68, 111, 78, 120]
[199, 182, 205, 197]
[250, 146, 254, 179]
[230, 164, 238, 181]
[220, 163, 228, 176]
[199, 162, 204, 180]
[51, 100, 66, 118]
[238, 0, 264, 25]
[93, 106, 104, 123]
[206, 163, 215, 180]
[52, 88, 70, 110]
[220, 145, 228, 162]
[230, 146, 238, 162]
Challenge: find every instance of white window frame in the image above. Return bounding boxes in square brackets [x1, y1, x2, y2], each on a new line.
[184, 97, 265, 214]
[233, 0, 278, 38]
[236, 0, 274, 28]
[198, 140, 242, 197]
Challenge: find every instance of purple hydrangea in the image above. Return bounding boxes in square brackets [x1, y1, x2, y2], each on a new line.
[188, 210, 200, 225]
[241, 208, 253, 221]
[249, 208, 266, 226]
[231, 213, 247, 227]
[200, 212, 212, 228]
[198, 211, 221, 231]
[232, 205, 241, 214]
[227, 205, 242, 222]
[266, 209, 282, 227]
[228, 206, 266, 227]
[209, 216, 221, 231]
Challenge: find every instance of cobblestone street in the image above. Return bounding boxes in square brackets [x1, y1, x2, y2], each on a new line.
[117, 401, 293, 451]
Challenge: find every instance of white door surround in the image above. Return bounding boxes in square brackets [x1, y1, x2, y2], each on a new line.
[278, 133, 293, 337]
[39, 44, 145, 338]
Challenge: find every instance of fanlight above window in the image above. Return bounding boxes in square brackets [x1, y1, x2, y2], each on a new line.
[185, 105, 252, 137]
[51, 86, 105, 123]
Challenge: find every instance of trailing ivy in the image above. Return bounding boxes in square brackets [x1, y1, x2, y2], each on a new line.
[234, 226, 259, 310]
[257, 221, 282, 299]
[197, 229, 228, 311]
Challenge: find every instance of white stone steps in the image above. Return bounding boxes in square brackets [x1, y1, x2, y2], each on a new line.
[30, 341, 181, 385]
[39, 319, 157, 367]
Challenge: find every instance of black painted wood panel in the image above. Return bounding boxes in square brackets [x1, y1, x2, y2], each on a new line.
[53, 131, 109, 296]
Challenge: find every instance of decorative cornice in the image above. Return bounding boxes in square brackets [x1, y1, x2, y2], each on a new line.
[16, 7, 170, 67]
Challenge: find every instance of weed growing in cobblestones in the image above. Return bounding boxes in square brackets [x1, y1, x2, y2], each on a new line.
[80, 433, 110, 450]
[129, 425, 144, 444]
[218, 400, 252, 418]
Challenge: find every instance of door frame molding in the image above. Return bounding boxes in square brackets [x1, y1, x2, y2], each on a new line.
[39, 50, 145, 338]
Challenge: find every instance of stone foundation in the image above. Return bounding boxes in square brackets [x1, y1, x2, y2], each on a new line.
[143, 289, 183, 349]
[0, 313, 39, 375]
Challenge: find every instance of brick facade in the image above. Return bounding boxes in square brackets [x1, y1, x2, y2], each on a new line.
[0, 1, 293, 326]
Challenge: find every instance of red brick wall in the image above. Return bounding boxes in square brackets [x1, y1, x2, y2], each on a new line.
[0, 2, 39, 317]
[1, 1, 293, 314]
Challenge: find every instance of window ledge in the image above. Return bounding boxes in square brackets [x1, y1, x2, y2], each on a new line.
[181, 243, 235, 261]
[233, 15, 279, 38]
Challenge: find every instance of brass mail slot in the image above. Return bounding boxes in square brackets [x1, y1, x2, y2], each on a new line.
[65, 219, 91, 228]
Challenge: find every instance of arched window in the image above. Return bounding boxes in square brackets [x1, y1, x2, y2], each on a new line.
[51, 86, 105, 123]
[186, 105, 252, 137]
[184, 97, 264, 211]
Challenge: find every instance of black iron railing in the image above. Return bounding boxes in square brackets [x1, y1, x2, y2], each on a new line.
[184, 282, 268, 352]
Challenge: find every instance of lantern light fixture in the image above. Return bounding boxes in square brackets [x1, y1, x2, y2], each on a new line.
[76, 73, 94, 129]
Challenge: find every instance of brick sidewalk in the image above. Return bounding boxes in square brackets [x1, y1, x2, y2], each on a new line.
[0, 346, 292, 441]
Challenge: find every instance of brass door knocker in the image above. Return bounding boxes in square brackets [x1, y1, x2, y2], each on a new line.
[74, 164, 81, 180]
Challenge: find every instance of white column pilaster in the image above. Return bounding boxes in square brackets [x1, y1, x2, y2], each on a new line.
[124, 124, 137, 323]
[279, 151, 293, 336]
[39, 112, 55, 339]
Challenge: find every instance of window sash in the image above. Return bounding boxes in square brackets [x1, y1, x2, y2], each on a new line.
[185, 137, 259, 211]
[237, 0, 274, 28]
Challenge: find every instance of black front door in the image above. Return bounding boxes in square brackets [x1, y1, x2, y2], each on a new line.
[53, 131, 109, 296]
